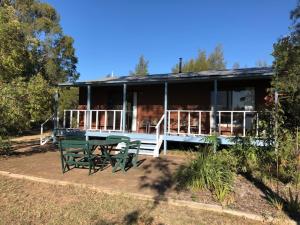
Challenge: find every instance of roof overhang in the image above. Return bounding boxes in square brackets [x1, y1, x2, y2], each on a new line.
[59, 67, 274, 87]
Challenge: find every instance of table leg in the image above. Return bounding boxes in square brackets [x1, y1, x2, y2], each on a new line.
[100, 145, 113, 166]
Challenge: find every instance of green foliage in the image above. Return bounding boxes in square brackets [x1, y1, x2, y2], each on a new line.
[255, 60, 268, 67]
[172, 44, 226, 73]
[266, 192, 284, 211]
[130, 55, 149, 76]
[230, 137, 260, 174]
[0, 0, 79, 136]
[0, 4, 29, 81]
[58, 87, 79, 118]
[0, 136, 12, 155]
[176, 148, 236, 203]
[285, 187, 300, 213]
[232, 62, 240, 69]
[0, 75, 54, 134]
[272, 1, 300, 130]
[0, 1, 79, 83]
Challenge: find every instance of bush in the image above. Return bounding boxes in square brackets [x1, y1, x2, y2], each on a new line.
[176, 148, 236, 203]
[0, 136, 13, 155]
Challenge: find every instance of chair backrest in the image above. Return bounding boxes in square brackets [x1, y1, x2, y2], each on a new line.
[127, 140, 141, 155]
[59, 140, 90, 154]
[64, 135, 86, 141]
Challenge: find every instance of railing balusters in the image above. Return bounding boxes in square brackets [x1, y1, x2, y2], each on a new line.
[77, 110, 80, 128]
[256, 113, 259, 137]
[168, 111, 170, 134]
[188, 112, 191, 134]
[104, 111, 107, 130]
[243, 111, 246, 137]
[178, 110, 180, 134]
[120, 111, 123, 131]
[209, 111, 212, 135]
[96, 111, 99, 130]
[218, 111, 221, 134]
[89, 110, 92, 129]
[84, 110, 86, 129]
[230, 111, 233, 135]
[199, 111, 201, 135]
[113, 110, 116, 130]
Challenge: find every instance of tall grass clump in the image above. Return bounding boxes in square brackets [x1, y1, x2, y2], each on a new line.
[176, 148, 236, 203]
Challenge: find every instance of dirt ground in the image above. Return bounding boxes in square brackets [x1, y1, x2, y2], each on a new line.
[0, 176, 264, 225]
[0, 135, 297, 223]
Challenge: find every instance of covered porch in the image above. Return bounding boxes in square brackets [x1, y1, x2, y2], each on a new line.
[55, 76, 270, 157]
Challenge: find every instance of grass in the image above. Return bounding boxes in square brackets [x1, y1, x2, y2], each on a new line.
[0, 176, 263, 225]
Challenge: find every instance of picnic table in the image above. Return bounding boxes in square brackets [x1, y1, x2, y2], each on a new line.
[88, 139, 122, 166]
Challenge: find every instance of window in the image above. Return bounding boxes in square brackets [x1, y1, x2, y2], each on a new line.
[211, 88, 255, 110]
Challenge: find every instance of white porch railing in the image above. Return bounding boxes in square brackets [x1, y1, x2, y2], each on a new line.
[167, 110, 261, 137]
[63, 109, 123, 132]
[154, 114, 165, 157]
[155, 114, 165, 142]
[40, 113, 55, 145]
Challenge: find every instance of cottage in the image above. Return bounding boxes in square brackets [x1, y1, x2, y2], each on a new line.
[52, 67, 273, 157]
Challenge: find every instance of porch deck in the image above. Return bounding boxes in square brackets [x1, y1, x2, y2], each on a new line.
[41, 108, 270, 157]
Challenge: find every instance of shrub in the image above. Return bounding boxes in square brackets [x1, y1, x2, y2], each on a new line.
[0, 136, 13, 155]
[176, 148, 236, 203]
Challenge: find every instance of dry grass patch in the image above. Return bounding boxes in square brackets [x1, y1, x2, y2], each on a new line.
[0, 175, 265, 225]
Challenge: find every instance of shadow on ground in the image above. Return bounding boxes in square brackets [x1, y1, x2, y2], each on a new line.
[242, 173, 300, 224]
[1, 142, 57, 158]
[139, 157, 179, 207]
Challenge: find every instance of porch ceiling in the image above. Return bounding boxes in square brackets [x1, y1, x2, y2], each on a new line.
[58, 67, 273, 87]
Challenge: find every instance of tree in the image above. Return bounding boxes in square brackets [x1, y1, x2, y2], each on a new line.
[272, 1, 300, 129]
[171, 44, 226, 73]
[130, 55, 149, 76]
[232, 62, 240, 69]
[255, 60, 268, 67]
[0, 0, 79, 135]
[207, 44, 226, 70]
[0, 1, 79, 84]
[0, 75, 54, 134]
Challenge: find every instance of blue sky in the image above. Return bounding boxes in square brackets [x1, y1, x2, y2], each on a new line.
[45, 0, 296, 81]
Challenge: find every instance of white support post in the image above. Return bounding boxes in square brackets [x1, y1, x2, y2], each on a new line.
[243, 111, 246, 137]
[122, 84, 127, 133]
[231, 111, 233, 135]
[70, 110, 73, 128]
[163, 82, 168, 154]
[63, 110, 66, 128]
[86, 85, 91, 140]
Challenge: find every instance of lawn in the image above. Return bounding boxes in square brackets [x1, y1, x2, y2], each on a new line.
[0, 176, 263, 225]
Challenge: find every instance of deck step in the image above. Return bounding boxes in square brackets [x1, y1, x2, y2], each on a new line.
[116, 142, 156, 150]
